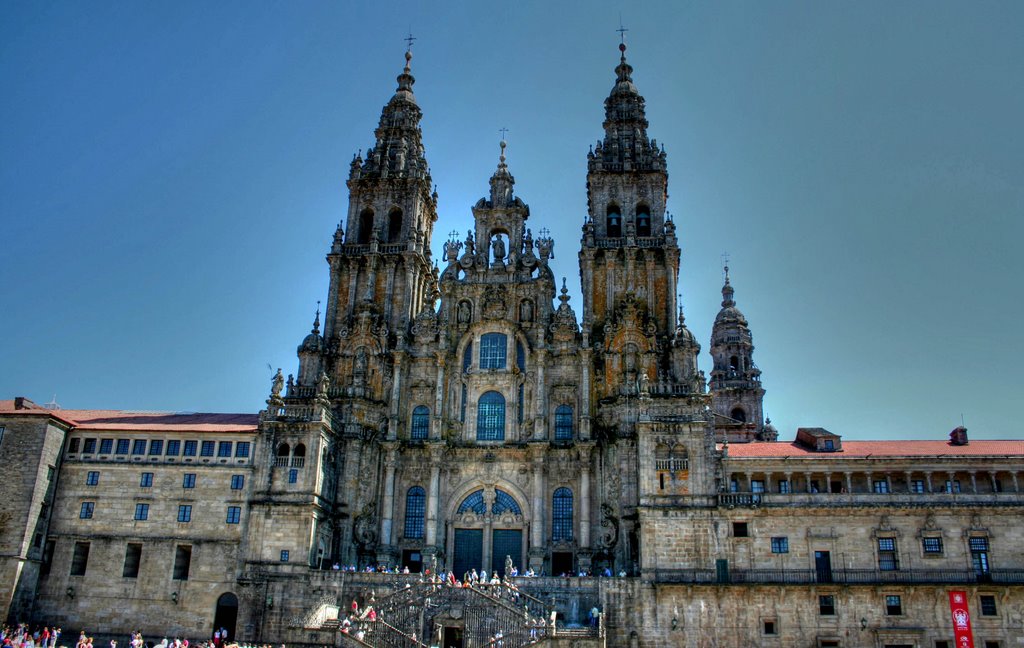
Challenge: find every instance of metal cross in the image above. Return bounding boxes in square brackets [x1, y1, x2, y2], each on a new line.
[404, 32, 417, 50]
[617, 16, 629, 43]
[499, 127, 509, 141]
[721, 252, 731, 277]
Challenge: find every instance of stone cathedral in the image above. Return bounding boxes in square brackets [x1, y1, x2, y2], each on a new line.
[3, 44, 1022, 648]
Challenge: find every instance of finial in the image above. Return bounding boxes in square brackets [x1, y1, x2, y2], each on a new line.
[721, 252, 731, 283]
[312, 301, 321, 334]
[403, 32, 416, 72]
[499, 138, 507, 165]
[617, 16, 629, 50]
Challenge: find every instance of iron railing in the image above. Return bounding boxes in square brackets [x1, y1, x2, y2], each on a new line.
[654, 568, 1024, 585]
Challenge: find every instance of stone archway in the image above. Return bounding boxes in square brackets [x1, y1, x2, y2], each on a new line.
[212, 592, 238, 641]
[446, 484, 528, 579]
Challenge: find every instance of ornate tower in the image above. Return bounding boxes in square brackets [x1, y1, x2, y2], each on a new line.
[708, 266, 768, 441]
[579, 43, 681, 401]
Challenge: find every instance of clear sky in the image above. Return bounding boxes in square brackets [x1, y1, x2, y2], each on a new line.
[2, 1, 1022, 441]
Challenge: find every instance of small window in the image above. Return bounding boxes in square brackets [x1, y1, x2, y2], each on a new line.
[516, 341, 526, 371]
[200, 441, 215, 457]
[99, 439, 113, 454]
[778, 479, 791, 494]
[140, 472, 153, 488]
[730, 407, 746, 423]
[134, 503, 149, 521]
[878, 537, 899, 571]
[82, 438, 96, 454]
[770, 537, 789, 554]
[116, 439, 130, 455]
[226, 506, 241, 524]
[935, 642, 951, 648]
[183, 440, 197, 456]
[177, 505, 192, 523]
[554, 405, 574, 440]
[979, 595, 997, 616]
[172, 545, 191, 580]
[357, 209, 374, 244]
[68, 438, 80, 453]
[410, 405, 430, 440]
[636, 205, 651, 237]
[280, 550, 290, 562]
[873, 480, 890, 494]
[762, 619, 776, 636]
[166, 440, 181, 456]
[885, 594, 902, 615]
[922, 537, 943, 555]
[751, 480, 765, 493]
[132, 439, 146, 455]
[230, 474, 244, 490]
[823, 439, 834, 451]
[387, 208, 403, 244]
[235, 441, 250, 458]
[945, 480, 961, 494]
[818, 595, 835, 615]
[79, 502, 95, 519]
[148, 440, 163, 455]
[122, 543, 142, 578]
[288, 469, 298, 483]
[606, 205, 622, 237]
[218, 441, 232, 458]
[70, 542, 90, 576]
[911, 479, 925, 493]
[183, 473, 196, 489]
[733, 522, 749, 538]
[984, 642, 1000, 648]
[86, 471, 100, 486]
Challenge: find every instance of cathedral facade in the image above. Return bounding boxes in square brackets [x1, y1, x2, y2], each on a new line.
[2, 45, 1023, 648]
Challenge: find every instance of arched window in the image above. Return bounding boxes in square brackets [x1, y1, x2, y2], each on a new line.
[477, 391, 506, 441]
[410, 406, 430, 440]
[729, 356, 740, 371]
[731, 407, 747, 423]
[606, 205, 622, 238]
[457, 490, 486, 515]
[387, 209, 403, 243]
[404, 487, 426, 539]
[277, 443, 290, 457]
[293, 444, 305, 458]
[492, 489, 522, 515]
[552, 488, 573, 541]
[357, 209, 374, 244]
[516, 341, 526, 372]
[462, 342, 473, 372]
[554, 405, 574, 440]
[636, 205, 651, 237]
[480, 333, 507, 369]
[292, 443, 306, 468]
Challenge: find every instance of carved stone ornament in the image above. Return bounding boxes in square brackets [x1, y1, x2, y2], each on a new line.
[410, 307, 439, 343]
[481, 285, 508, 320]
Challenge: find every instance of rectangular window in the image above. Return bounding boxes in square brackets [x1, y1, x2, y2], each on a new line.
[479, 333, 508, 369]
[235, 441, 250, 457]
[200, 440, 215, 457]
[762, 619, 776, 635]
[140, 472, 153, 488]
[288, 469, 298, 484]
[770, 537, 789, 554]
[122, 543, 142, 578]
[86, 471, 100, 486]
[183, 473, 196, 488]
[226, 506, 241, 524]
[99, 438, 113, 454]
[134, 503, 149, 521]
[878, 537, 899, 571]
[911, 480, 925, 493]
[217, 441, 232, 457]
[166, 440, 180, 455]
[148, 440, 163, 455]
[177, 505, 192, 523]
[980, 595, 997, 616]
[172, 545, 191, 580]
[970, 537, 990, 574]
[922, 537, 943, 555]
[280, 550, 290, 562]
[79, 502, 95, 519]
[82, 438, 96, 454]
[132, 439, 147, 455]
[230, 474, 244, 490]
[778, 479, 791, 494]
[68, 438, 80, 453]
[733, 522, 749, 538]
[183, 440, 197, 456]
[70, 542, 90, 576]
[751, 480, 765, 493]
[935, 642, 951, 648]
[116, 438, 130, 454]
[818, 595, 835, 615]
[873, 479, 890, 494]
[885, 594, 902, 615]
[945, 480, 961, 494]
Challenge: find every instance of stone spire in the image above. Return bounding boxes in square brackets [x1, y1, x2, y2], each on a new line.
[488, 139, 515, 207]
[588, 42, 667, 174]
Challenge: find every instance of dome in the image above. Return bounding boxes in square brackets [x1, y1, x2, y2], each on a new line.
[298, 331, 324, 354]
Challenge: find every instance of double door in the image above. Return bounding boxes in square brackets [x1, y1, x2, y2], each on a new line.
[452, 528, 522, 578]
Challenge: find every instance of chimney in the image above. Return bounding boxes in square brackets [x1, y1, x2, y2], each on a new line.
[949, 426, 969, 446]
[14, 396, 26, 410]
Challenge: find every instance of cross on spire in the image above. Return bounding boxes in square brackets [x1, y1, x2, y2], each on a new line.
[404, 32, 417, 50]
[499, 127, 509, 141]
[721, 252, 731, 279]
[616, 16, 629, 44]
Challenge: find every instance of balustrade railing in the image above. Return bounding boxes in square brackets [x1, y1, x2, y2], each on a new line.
[654, 567, 1024, 585]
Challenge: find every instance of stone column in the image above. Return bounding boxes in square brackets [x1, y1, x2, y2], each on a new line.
[433, 355, 446, 440]
[580, 343, 592, 440]
[388, 354, 404, 440]
[580, 447, 593, 548]
[969, 471, 978, 494]
[1012, 471, 1020, 493]
[425, 447, 443, 551]
[904, 471, 913, 493]
[377, 446, 398, 564]
[529, 448, 546, 571]
[824, 472, 833, 493]
[804, 472, 813, 493]
[844, 472, 853, 494]
[534, 349, 548, 439]
[925, 471, 934, 493]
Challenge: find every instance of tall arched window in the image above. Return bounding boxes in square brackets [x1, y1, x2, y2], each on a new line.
[410, 406, 430, 440]
[552, 488, 573, 541]
[731, 407, 747, 423]
[357, 209, 374, 244]
[554, 405, 574, 440]
[457, 490, 486, 515]
[480, 333, 507, 369]
[636, 204, 651, 237]
[387, 209, 403, 243]
[606, 205, 622, 237]
[404, 487, 425, 539]
[477, 391, 506, 441]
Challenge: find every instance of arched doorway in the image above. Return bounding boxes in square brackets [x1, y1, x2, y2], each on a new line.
[212, 592, 238, 641]
[448, 487, 526, 579]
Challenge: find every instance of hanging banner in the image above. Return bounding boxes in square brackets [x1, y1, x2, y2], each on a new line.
[948, 590, 975, 648]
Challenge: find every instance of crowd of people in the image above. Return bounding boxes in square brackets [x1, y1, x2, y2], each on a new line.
[0, 625, 282, 648]
[1, 624, 60, 648]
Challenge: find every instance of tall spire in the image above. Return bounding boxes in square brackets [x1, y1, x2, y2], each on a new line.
[721, 264, 736, 308]
[488, 139, 515, 207]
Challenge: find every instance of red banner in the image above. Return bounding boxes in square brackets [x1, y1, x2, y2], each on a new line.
[948, 590, 975, 648]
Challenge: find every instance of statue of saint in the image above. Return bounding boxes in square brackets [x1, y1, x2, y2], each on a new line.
[491, 235, 506, 263]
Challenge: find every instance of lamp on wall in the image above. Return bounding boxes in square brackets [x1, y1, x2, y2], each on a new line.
[860, 617, 868, 630]
[171, 592, 179, 605]
[266, 594, 274, 609]
[65, 586, 75, 599]
[670, 617, 678, 631]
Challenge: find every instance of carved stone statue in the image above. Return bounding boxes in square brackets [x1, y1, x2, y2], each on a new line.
[520, 299, 533, 322]
[491, 235, 506, 264]
[271, 368, 284, 398]
[457, 301, 471, 324]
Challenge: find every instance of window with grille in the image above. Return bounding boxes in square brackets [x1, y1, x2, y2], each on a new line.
[463, 342, 473, 373]
[166, 440, 180, 455]
[552, 488, 573, 541]
[480, 333, 507, 369]
[873, 480, 890, 493]
[733, 522, 749, 538]
[878, 538, 899, 571]
[134, 503, 149, 521]
[280, 550, 290, 562]
[554, 405, 573, 440]
[288, 469, 298, 483]
[172, 545, 191, 580]
[183, 440, 197, 456]
[99, 439, 113, 454]
[885, 594, 902, 615]
[83, 438, 96, 454]
[516, 341, 526, 371]
[970, 537, 990, 574]
[922, 537, 943, 555]
[818, 595, 835, 615]
[183, 473, 196, 489]
[751, 480, 765, 493]
[771, 537, 789, 554]
[122, 543, 141, 578]
[177, 505, 192, 523]
[778, 479, 791, 494]
[218, 441, 232, 457]
[235, 441, 250, 457]
[230, 475, 244, 490]
[68, 438, 80, 454]
[476, 391, 505, 440]
[493, 489, 522, 515]
[457, 490, 486, 515]
[411, 406, 430, 440]
[140, 473, 153, 488]
[116, 439, 130, 454]
[226, 506, 241, 524]
[980, 594, 997, 616]
[86, 471, 99, 486]
[460, 384, 467, 422]
[404, 487, 426, 539]
[132, 439, 146, 455]
[200, 441, 215, 457]
[79, 502, 94, 519]
[911, 480, 925, 493]
[148, 440, 163, 455]
[70, 542, 90, 576]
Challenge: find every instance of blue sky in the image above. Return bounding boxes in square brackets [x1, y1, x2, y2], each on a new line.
[2, 1, 1022, 440]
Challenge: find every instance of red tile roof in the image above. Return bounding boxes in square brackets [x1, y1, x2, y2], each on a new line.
[721, 440, 1024, 458]
[0, 400, 258, 433]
